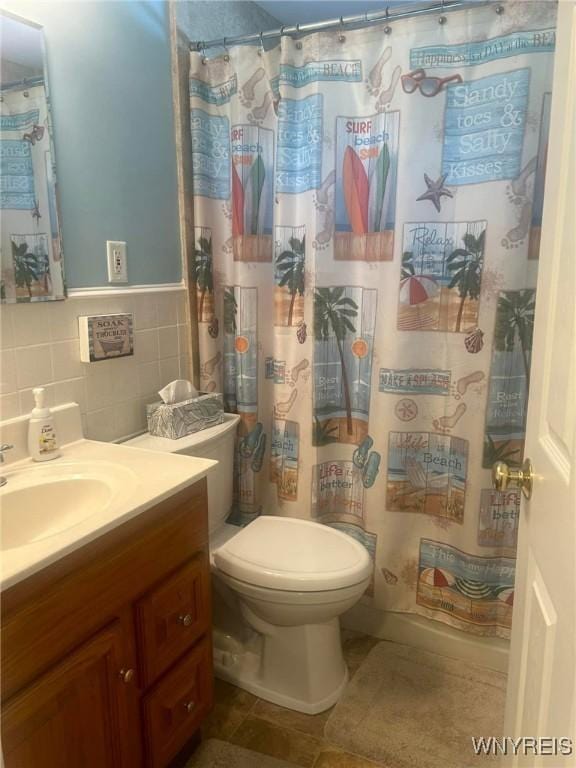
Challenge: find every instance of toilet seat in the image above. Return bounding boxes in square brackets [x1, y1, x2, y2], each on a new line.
[213, 516, 371, 592]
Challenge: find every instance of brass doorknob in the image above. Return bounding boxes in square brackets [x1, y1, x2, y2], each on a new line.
[178, 614, 193, 627]
[492, 458, 534, 499]
[183, 700, 195, 714]
[119, 668, 135, 684]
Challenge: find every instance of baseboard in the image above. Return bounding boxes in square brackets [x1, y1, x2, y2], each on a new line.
[342, 602, 510, 673]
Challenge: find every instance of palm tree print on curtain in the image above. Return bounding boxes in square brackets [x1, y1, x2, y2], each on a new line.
[313, 287, 377, 445]
[192, 228, 214, 323]
[10, 235, 50, 301]
[274, 226, 305, 327]
[446, 229, 485, 333]
[483, 289, 536, 468]
[398, 222, 485, 332]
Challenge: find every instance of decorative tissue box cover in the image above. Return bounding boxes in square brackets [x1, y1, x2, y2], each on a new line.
[146, 393, 224, 439]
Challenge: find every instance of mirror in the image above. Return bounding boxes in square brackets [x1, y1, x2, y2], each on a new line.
[0, 11, 65, 303]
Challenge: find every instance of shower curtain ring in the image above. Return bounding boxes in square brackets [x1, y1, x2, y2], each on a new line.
[295, 23, 303, 48]
[438, 0, 447, 25]
[384, 6, 392, 34]
[338, 16, 346, 43]
[223, 37, 230, 62]
[200, 41, 207, 65]
[258, 30, 264, 56]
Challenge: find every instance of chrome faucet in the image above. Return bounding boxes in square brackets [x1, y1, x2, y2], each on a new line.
[0, 444, 14, 487]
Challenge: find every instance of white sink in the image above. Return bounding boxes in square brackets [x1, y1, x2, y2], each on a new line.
[0, 461, 136, 551]
[0, 411, 217, 590]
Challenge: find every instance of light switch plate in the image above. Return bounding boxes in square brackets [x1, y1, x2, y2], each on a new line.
[106, 240, 128, 283]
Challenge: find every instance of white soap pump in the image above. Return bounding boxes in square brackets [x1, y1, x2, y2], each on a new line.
[28, 387, 60, 462]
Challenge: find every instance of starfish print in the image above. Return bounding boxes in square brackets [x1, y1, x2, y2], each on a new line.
[416, 173, 453, 212]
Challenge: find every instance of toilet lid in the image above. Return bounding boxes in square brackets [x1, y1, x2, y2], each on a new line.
[213, 517, 372, 592]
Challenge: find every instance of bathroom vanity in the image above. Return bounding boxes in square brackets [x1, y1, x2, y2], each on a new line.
[0, 410, 217, 768]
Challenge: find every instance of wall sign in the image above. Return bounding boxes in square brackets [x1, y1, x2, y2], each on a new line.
[79, 313, 134, 362]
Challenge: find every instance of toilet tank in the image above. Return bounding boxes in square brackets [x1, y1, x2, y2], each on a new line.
[125, 413, 240, 533]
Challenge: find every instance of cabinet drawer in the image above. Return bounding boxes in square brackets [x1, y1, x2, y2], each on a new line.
[135, 554, 210, 686]
[142, 635, 212, 768]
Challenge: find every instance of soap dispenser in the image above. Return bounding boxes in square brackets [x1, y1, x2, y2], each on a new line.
[28, 387, 60, 462]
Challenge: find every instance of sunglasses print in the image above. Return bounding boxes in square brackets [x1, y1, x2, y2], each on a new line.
[401, 68, 463, 97]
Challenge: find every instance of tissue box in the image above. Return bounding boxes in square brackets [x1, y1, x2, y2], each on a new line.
[146, 392, 224, 439]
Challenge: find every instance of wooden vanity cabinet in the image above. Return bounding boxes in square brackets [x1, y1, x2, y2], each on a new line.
[1, 479, 213, 768]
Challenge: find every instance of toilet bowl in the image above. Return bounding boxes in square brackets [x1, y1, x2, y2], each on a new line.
[126, 415, 371, 714]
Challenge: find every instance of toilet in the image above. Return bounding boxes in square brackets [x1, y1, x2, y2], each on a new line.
[126, 414, 371, 714]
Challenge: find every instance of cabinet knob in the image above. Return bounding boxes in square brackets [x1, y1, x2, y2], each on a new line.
[184, 700, 195, 714]
[178, 613, 193, 627]
[119, 668, 135, 684]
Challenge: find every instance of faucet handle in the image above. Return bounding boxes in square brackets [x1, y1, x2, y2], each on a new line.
[0, 444, 14, 462]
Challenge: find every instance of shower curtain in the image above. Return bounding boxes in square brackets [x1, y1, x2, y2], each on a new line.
[188, 0, 556, 639]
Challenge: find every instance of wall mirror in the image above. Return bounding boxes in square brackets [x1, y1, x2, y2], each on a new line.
[0, 11, 65, 303]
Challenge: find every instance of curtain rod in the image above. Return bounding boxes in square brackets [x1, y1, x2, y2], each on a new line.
[0, 76, 44, 92]
[190, 0, 495, 52]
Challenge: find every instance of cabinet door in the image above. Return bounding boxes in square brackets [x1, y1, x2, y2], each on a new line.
[2, 621, 135, 768]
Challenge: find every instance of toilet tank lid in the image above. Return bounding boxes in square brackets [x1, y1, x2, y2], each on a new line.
[124, 413, 240, 454]
[213, 517, 372, 592]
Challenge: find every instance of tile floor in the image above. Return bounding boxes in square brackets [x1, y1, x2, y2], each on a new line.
[201, 630, 386, 768]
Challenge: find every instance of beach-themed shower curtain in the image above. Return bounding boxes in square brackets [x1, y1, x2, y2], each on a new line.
[188, 0, 556, 639]
[0, 84, 65, 302]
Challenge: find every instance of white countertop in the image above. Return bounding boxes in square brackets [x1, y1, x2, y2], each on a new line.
[0, 438, 217, 590]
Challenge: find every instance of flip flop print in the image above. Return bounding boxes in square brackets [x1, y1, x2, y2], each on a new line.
[362, 452, 381, 488]
[353, 435, 374, 469]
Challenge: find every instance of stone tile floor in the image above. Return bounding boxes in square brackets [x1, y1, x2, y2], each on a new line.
[201, 630, 386, 768]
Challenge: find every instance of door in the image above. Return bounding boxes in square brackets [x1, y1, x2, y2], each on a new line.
[503, 1, 576, 764]
[2, 622, 135, 768]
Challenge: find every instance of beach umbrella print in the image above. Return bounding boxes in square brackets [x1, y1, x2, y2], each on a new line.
[454, 577, 494, 616]
[454, 578, 494, 600]
[420, 567, 455, 587]
[420, 567, 455, 604]
[399, 275, 439, 306]
[495, 586, 514, 607]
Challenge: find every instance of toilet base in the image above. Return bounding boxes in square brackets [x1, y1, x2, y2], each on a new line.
[212, 619, 349, 715]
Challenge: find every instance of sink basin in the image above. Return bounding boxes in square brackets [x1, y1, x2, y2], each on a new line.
[0, 461, 136, 551]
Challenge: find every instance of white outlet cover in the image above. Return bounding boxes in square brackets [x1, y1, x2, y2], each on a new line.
[106, 240, 128, 283]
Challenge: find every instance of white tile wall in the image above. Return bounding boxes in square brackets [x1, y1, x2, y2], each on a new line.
[0, 290, 192, 442]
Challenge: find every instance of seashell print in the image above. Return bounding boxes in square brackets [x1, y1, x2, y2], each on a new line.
[464, 328, 484, 353]
[382, 568, 398, 585]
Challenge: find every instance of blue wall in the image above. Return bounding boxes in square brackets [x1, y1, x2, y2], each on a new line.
[175, 1, 279, 50]
[2, 0, 182, 288]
